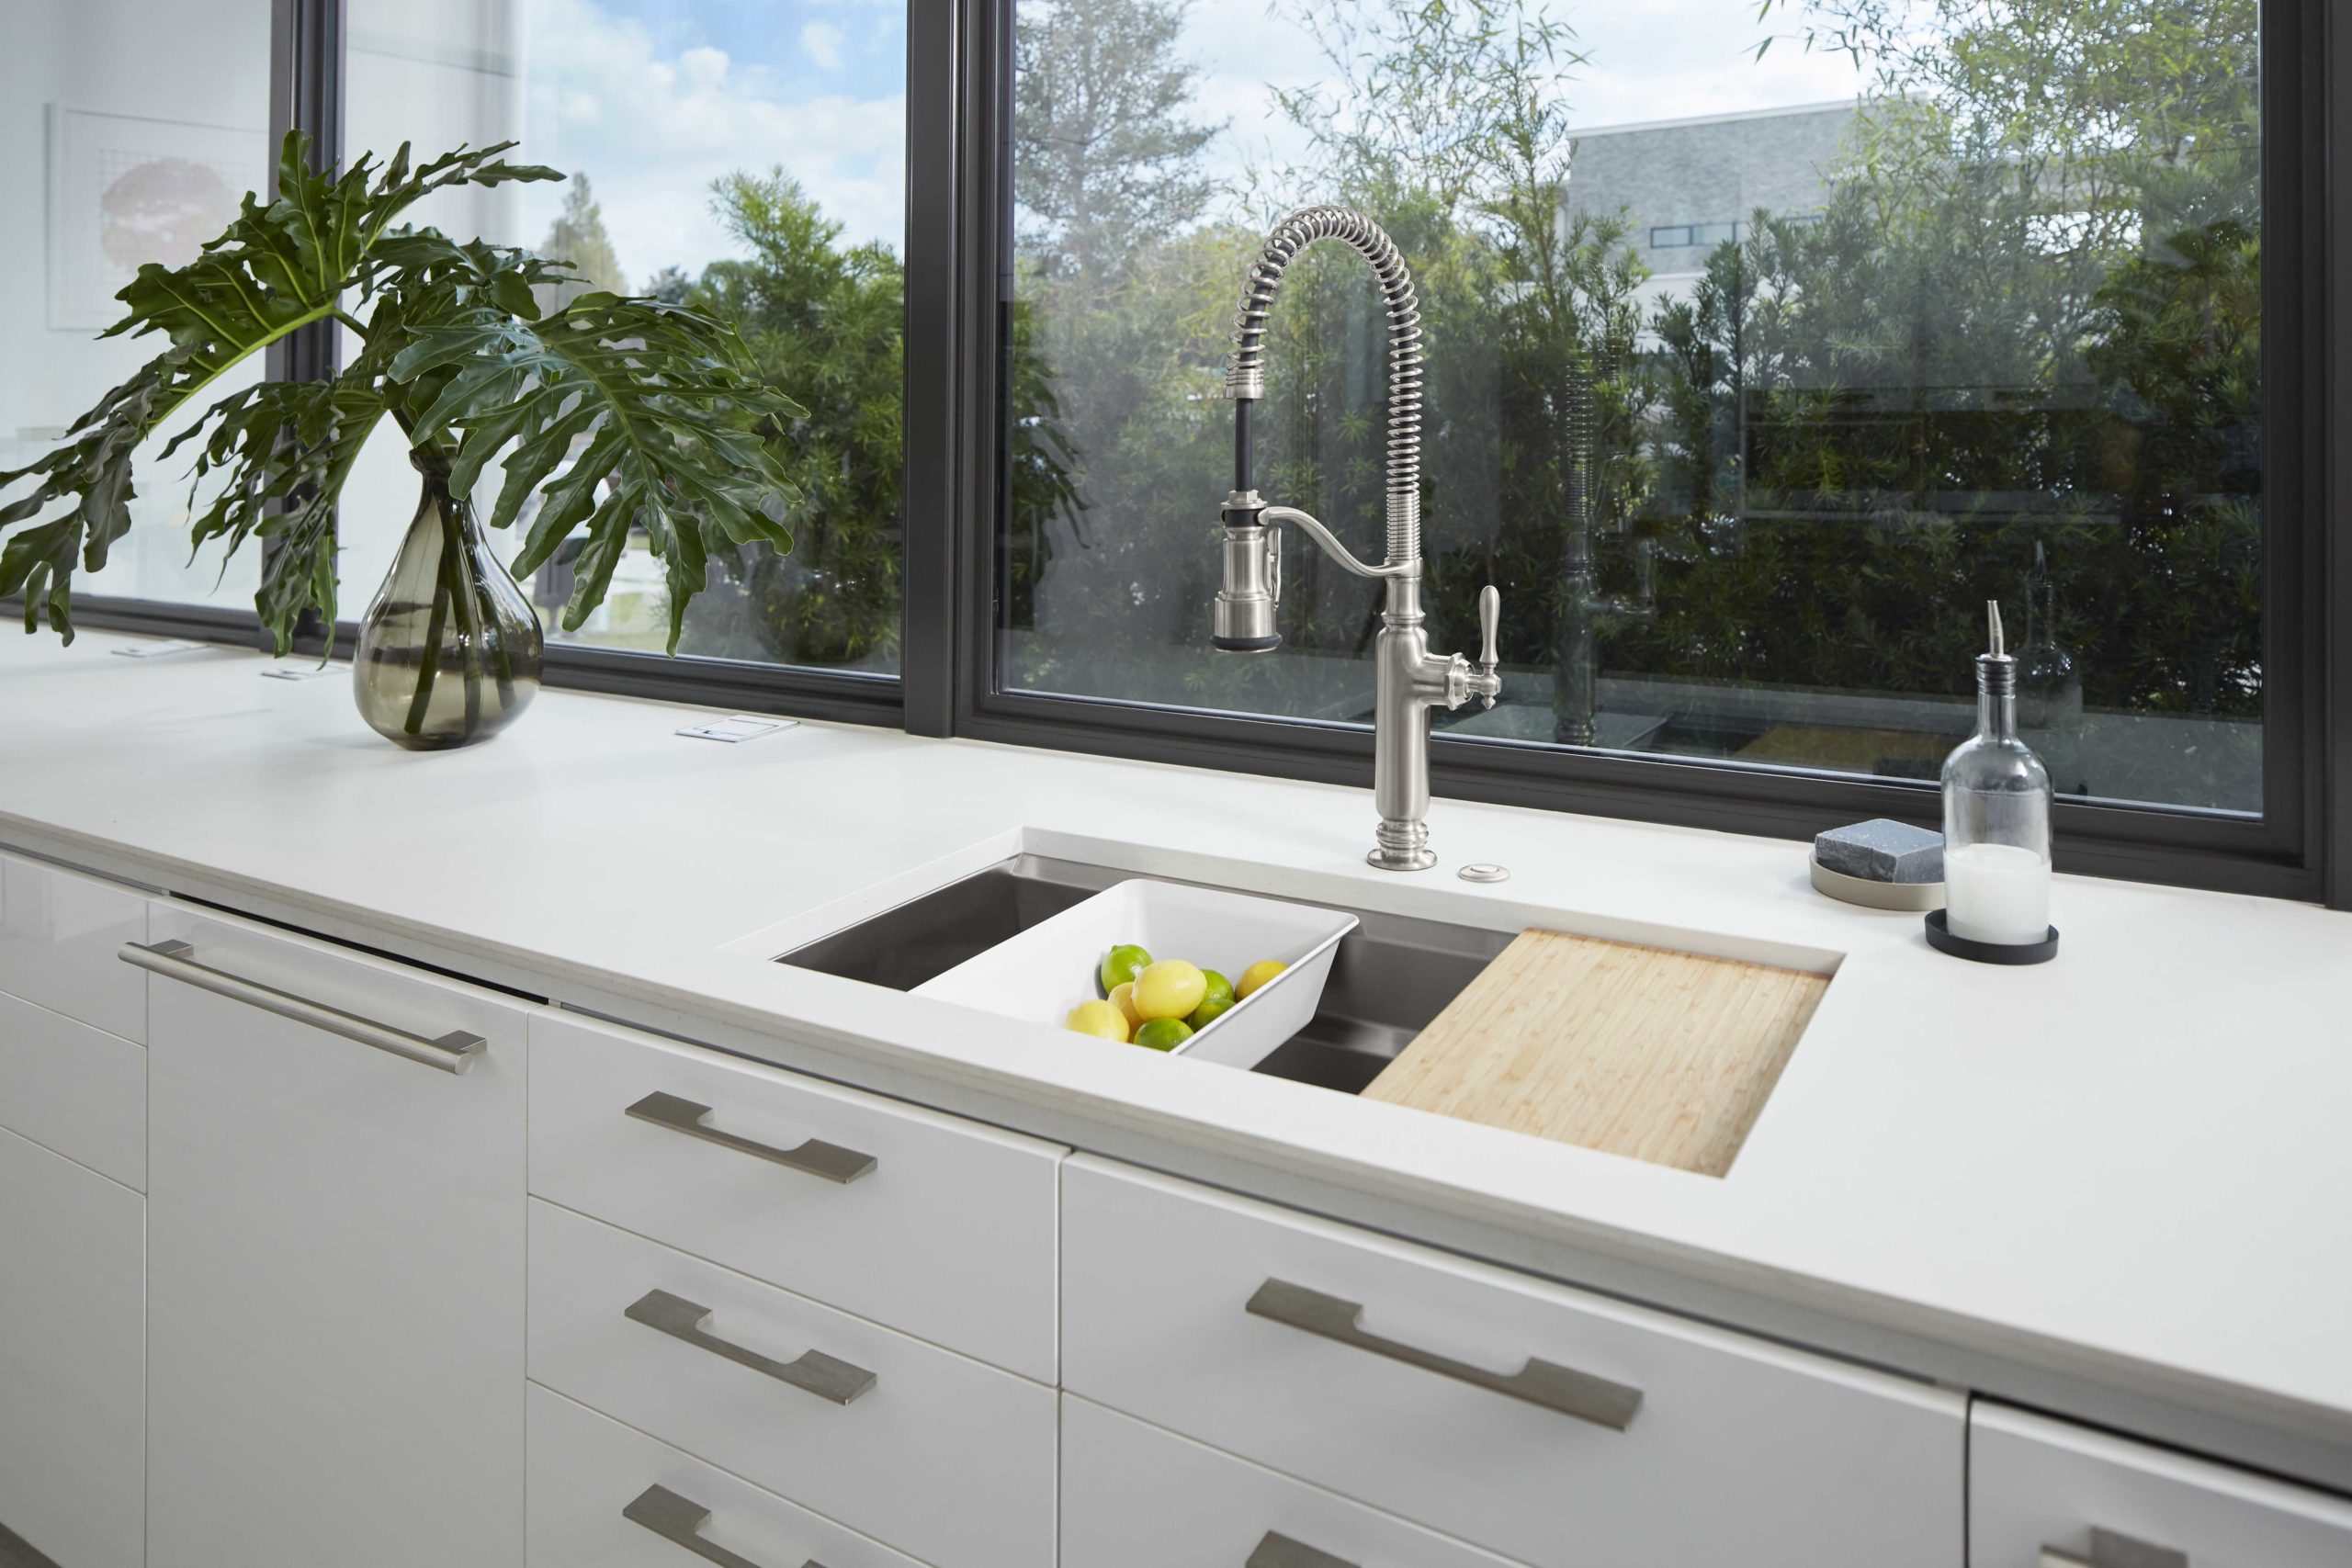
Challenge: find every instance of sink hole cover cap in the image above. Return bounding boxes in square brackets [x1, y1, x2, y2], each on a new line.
[1458, 863, 1510, 883]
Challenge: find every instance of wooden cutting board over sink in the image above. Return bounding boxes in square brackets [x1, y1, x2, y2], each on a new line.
[1362, 928, 1830, 1178]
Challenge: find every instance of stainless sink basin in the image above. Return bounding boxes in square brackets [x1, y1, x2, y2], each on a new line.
[776, 854, 1510, 1094]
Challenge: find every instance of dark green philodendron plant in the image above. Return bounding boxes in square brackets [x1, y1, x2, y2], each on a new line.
[0, 132, 805, 690]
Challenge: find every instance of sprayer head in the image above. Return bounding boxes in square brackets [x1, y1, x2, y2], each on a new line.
[1212, 491, 1283, 652]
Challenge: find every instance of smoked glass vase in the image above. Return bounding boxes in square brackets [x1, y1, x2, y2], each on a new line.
[353, 454, 544, 750]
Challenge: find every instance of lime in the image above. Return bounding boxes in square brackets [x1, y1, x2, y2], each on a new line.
[1099, 943, 1153, 994]
[1198, 969, 1236, 1006]
[1236, 959, 1288, 998]
[1064, 999, 1129, 1043]
[1133, 959, 1208, 1021]
[1107, 980, 1145, 1032]
[1133, 1017, 1193, 1052]
[1186, 994, 1235, 1030]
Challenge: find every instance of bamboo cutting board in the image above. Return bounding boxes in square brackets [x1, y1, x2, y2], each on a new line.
[1363, 929, 1828, 1178]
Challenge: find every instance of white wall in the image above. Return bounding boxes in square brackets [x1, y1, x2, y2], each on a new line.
[1, 0, 272, 607]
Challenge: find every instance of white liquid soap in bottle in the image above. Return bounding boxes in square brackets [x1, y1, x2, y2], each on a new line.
[1937, 601, 2056, 957]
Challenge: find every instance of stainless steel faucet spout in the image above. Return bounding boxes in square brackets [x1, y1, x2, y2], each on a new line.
[1213, 207, 1503, 871]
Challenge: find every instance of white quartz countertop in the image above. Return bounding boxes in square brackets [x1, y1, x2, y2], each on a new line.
[6, 633, 2350, 1479]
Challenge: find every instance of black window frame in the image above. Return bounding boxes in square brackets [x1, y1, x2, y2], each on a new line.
[944, 0, 2351, 908]
[26, 0, 2351, 909]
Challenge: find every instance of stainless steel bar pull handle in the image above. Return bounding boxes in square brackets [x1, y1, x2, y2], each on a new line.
[119, 940, 484, 1074]
[2041, 1530, 2189, 1568]
[1247, 1530, 1358, 1568]
[623, 1483, 829, 1568]
[626, 1288, 876, 1404]
[627, 1091, 876, 1183]
[1246, 1278, 1643, 1431]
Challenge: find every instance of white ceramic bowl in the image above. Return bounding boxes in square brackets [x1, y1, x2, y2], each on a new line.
[913, 878, 1357, 1068]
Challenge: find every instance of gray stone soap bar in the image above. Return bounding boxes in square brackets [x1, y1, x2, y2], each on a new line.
[1815, 818, 1944, 884]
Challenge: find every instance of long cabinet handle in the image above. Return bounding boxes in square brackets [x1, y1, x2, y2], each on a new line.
[624, 1483, 829, 1568]
[626, 1288, 876, 1404]
[1246, 1278, 1643, 1432]
[627, 1091, 876, 1183]
[1247, 1530, 1358, 1568]
[2041, 1530, 2189, 1568]
[119, 940, 484, 1075]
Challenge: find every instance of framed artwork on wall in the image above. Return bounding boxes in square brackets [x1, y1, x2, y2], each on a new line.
[46, 106, 266, 331]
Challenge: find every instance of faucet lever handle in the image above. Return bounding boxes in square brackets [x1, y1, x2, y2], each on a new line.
[1477, 584, 1501, 671]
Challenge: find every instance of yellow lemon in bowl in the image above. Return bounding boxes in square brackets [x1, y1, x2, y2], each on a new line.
[1107, 981, 1145, 1032]
[1133, 959, 1208, 1021]
[1064, 999, 1130, 1043]
[1236, 959, 1288, 998]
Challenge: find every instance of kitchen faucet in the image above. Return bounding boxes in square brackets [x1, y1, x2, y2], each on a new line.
[1212, 206, 1502, 872]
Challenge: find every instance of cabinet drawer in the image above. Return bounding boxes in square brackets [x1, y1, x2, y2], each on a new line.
[1971, 1403, 2352, 1567]
[144, 907, 529, 1568]
[1063, 1393, 1518, 1568]
[530, 1010, 1062, 1381]
[1063, 1157, 1964, 1568]
[528, 1198, 1057, 1568]
[0, 852, 146, 1043]
[528, 1382, 927, 1568]
[0, 987, 146, 1189]
[0, 1124, 144, 1568]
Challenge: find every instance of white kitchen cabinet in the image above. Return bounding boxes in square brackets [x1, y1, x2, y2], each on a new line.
[528, 1198, 1058, 1568]
[0, 850, 148, 1043]
[527, 1382, 929, 1568]
[1063, 1156, 1966, 1568]
[0, 1124, 144, 1568]
[1062, 1393, 1521, 1568]
[529, 1009, 1064, 1382]
[0, 988, 148, 1190]
[1971, 1402, 2352, 1567]
[142, 907, 529, 1568]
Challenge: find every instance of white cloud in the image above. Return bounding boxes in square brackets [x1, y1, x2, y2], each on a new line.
[801, 21, 844, 72]
[492, 0, 906, 283]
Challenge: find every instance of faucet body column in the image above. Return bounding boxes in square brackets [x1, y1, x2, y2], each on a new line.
[1368, 578, 1495, 870]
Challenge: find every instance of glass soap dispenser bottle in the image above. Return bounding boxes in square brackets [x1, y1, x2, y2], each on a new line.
[1934, 601, 2058, 961]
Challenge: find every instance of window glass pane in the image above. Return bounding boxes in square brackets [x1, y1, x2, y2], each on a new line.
[1002, 0, 2263, 814]
[343, 0, 906, 674]
[3, 0, 272, 611]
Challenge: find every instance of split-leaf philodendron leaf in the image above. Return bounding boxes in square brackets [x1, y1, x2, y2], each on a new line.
[0, 131, 805, 653]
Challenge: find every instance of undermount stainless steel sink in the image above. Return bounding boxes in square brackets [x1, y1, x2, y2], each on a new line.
[776, 854, 1510, 1094]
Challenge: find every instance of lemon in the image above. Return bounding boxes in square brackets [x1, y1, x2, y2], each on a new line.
[1187, 993, 1235, 1030]
[1064, 999, 1129, 1043]
[1099, 943, 1153, 994]
[1237, 959, 1288, 998]
[1107, 981, 1145, 1032]
[1198, 969, 1235, 1006]
[1133, 1017, 1193, 1052]
[1133, 959, 1208, 1021]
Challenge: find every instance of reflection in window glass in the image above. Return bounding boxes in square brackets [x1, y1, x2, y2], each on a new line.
[1002, 0, 2263, 814]
[344, 0, 906, 674]
[2, 0, 272, 611]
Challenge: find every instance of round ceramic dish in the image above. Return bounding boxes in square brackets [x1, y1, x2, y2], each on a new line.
[1808, 854, 1945, 912]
